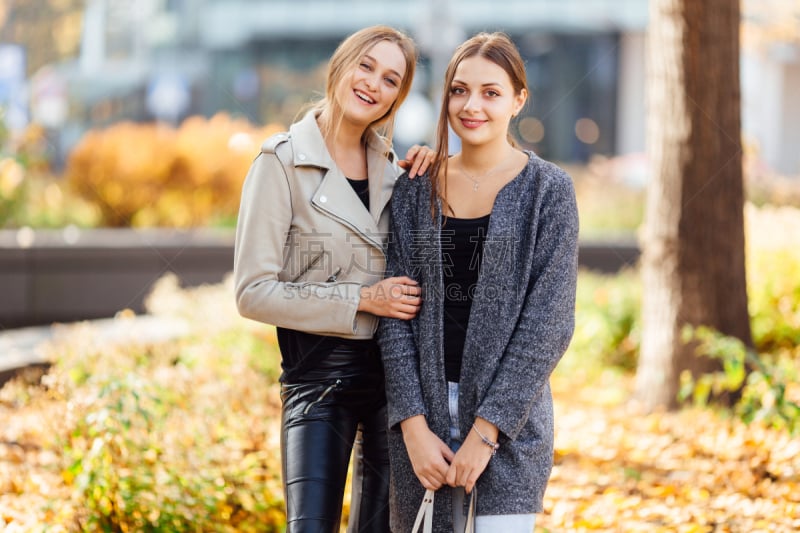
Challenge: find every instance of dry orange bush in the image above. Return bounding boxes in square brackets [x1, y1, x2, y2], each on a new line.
[65, 114, 283, 227]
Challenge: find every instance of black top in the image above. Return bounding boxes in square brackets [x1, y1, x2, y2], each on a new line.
[276, 329, 379, 382]
[276, 177, 375, 383]
[346, 177, 370, 211]
[441, 213, 491, 382]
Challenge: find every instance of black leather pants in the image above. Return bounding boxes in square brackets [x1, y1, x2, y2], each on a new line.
[280, 345, 389, 533]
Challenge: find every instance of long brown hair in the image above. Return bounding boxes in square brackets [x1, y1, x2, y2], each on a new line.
[429, 32, 528, 217]
[311, 25, 417, 152]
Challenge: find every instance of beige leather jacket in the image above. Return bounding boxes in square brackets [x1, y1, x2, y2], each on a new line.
[234, 111, 403, 338]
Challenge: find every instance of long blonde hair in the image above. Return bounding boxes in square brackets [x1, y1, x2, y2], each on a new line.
[311, 25, 417, 152]
[429, 32, 528, 216]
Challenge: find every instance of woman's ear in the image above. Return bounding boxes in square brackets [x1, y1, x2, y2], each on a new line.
[513, 88, 528, 117]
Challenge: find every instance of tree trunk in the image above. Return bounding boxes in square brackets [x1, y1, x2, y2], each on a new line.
[635, 0, 752, 411]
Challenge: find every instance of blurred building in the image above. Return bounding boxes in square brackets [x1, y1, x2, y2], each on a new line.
[26, 0, 645, 166]
[24, 0, 800, 174]
[741, 43, 800, 176]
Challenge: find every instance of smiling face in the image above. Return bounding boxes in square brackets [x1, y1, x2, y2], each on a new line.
[336, 40, 408, 130]
[447, 55, 527, 149]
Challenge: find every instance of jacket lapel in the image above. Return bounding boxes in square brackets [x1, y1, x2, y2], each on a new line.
[289, 111, 392, 251]
[311, 168, 384, 249]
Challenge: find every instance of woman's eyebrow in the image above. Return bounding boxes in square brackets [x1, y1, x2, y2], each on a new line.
[451, 78, 505, 88]
[364, 54, 403, 80]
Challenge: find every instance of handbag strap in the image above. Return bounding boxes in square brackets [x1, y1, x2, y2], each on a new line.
[464, 488, 476, 533]
[412, 489, 435, 533]
[412, 487, 477, 533]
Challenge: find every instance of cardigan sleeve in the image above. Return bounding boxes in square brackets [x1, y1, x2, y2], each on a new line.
[377, 175, 428, 430]
[475, 169, 579, 441]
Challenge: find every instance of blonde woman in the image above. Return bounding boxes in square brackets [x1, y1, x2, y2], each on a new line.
[235, 26, 433, 532]
[379, 32, 579, 532]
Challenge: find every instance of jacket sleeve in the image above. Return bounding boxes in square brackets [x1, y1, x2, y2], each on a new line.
[377, 176, 428, 429]
[475, 170, 579, 441]
[233, 148, 365, 336]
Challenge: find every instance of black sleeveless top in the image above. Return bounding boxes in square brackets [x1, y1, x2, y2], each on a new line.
[441, 213, 491, 383]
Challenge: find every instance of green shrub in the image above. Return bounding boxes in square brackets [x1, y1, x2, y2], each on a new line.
[565, 268, 641, 374]
[562, 205, 800, 436]
[679, 326, 800, 435]
[746, 205, 800, 353]
[42, 313, 286, 531]
[61, 370, 285, 532]
[674, 205, 800, 434]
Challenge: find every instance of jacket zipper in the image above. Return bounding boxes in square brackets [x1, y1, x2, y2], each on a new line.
[311, 201, 385, 253]
[291, 252, 324, 282]
[326, 267, 342, 282]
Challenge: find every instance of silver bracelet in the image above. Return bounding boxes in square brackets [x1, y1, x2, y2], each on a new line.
[472, 424, 500, 456]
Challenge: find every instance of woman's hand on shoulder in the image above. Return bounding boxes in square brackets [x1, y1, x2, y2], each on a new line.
[398, 145, 435, 179]
[400, 415, 454, 491]
[358, 276, 421, 319]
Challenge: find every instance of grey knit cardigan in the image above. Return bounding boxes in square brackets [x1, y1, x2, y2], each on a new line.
[377, 152, 579, 532]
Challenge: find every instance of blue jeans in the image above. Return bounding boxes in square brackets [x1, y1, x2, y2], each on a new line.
[447, 382, 536, 533]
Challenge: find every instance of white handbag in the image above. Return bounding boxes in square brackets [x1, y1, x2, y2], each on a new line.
[411, 488, 476, 533]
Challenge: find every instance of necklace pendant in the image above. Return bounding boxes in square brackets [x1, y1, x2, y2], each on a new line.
[473, 182, 479, 192]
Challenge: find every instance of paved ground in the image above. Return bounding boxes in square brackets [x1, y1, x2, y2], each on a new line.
[0, 324, 53, 382]
[0, 315, 191, 386]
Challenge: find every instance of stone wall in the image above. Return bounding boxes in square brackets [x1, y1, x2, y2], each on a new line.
[0, 228, 639, 329]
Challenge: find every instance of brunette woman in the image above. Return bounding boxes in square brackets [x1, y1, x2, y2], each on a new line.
[379, 32, 579, 532]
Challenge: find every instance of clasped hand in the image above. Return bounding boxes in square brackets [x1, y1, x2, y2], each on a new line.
[401, 415, 496, 494]
[443, 427, 494, 494]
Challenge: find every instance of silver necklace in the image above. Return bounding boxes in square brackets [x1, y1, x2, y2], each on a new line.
[460, 159, 508, 192]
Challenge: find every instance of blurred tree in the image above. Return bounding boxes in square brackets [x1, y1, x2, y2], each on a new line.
[635, 0, 752, 410]
[0, 0, 86, 76]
